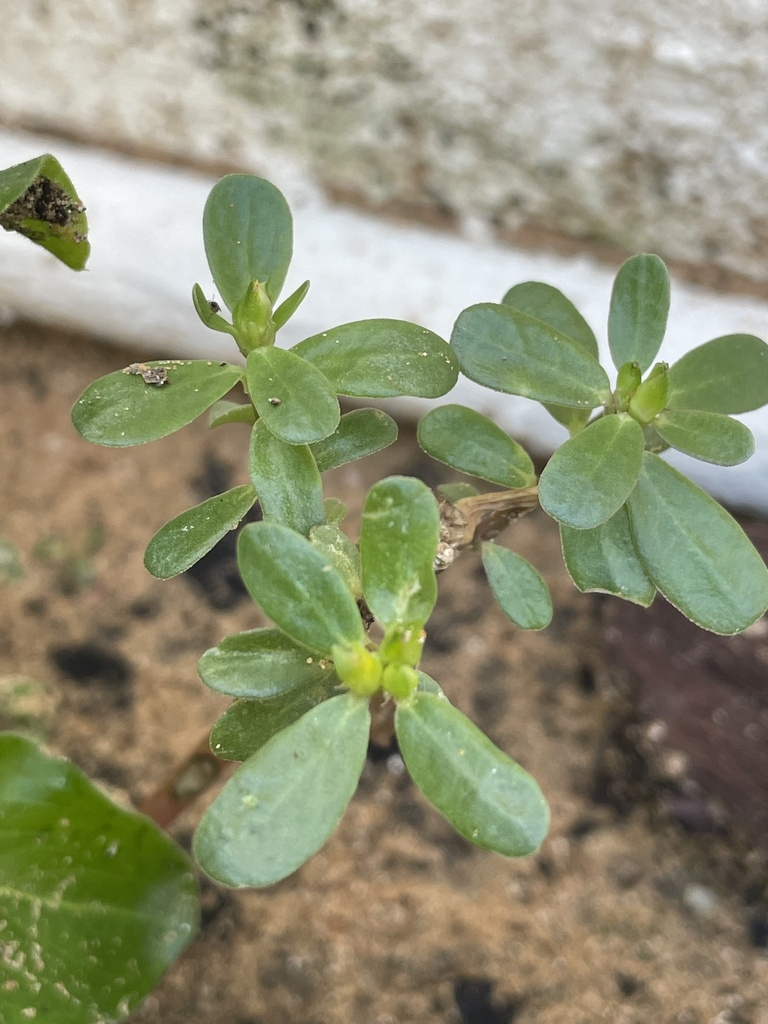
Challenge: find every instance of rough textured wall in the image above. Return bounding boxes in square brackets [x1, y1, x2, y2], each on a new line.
[2, 0, 768, 281]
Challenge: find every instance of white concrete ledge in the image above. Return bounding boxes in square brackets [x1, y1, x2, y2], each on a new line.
[2, 128, 768, 514]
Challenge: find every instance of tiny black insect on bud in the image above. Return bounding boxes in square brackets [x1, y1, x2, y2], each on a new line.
[209, 300, 221, 313]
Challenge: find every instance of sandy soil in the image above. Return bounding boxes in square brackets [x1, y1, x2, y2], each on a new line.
[1, 320, 767, 1024]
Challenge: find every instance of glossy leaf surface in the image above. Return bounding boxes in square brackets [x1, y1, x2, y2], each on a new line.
[360, 477, 440, 628]
[481, 544, 552, 630]
[626, 453, 768, 633]
[417, 405, 535, 488]
[666, 334, 768, 413]
[395, 693, 549, 856]
[0, 154, 89, 270]
[0, 735, 198, 1023]
[203, 174, 292, 309]
[194, 693, 370, 887]
[310, 408, 398, 473]
[539, 414, 644, 529]
[451, 303, 610, 408]
[249, 420, 325, 535]
[199, 627, 334, 698]
[238, 523, 365, 653]
[608, 254, 670, 372]
[144, 484, 256, 579]
[654, 410, 755, 466]
[72, 360, 242, 447]
[293, 320, 459, 397]
[560, 506, 655, 606]
[246, 346, 340, 444]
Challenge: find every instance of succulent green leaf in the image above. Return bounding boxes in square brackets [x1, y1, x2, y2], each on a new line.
[192, 283, 237, 335]
[249, 420, 325, 535]
[324, 497, 349, 525]
[666, 334, 768, 413]
[144, 484, 256, 579]
[417, 404, 535, 488]
[481, 544, 552, 630]
[451, 303, 610, 408]
[210, 677, 339, 761]
[72, 360, 243, 447]
[293, 320, 459, 398]
[654, 410, 755, 466]
[203, 174, 292, 309]
[539, 414, 645, 529]
[395, 693, 549, 856]
[310, 408, 398, 473]
[246, 346, 340, 444]
[272, 279, 310, 329]
[193, 692, 370, 887]
[238, 522, 365, 653]
[208, 399, 256, 428]
[502, 281, 599, 358]
[608, 254, 670, 372]
[310, 524, 362, 598]
[0, 154, 89, 270]
[360, 477, 440, 629]
[416, 671, 444, 696]
[627, 362, 669, 424]
[199, 627, 334, 698]
[560, 506, 655, 606]
[0, 734, 198, 1023]
[626, 453, 768, 634]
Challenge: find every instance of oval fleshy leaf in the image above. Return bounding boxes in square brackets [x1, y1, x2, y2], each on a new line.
[539, 414, 644, 529]
[210, 677, 338, 761]
[666, 334, 768, 414]
[246, 346, 340, 445]
[192, 283, 237, 335]
[417, 405, 535, 488]
[359, 477, 440, 629]
[208, 399, 256, 428]
[481, 543, 552, 630]
[502, 281, 599, 358]
[560, 505, 655, 607]
[144, 484, 256, 579]
[0, 154, 90, 270]
[293, 320, 459, 398]
[249, 420, 325, 535]
[72, 360, 243, 447]
[193, 692, 370, 887]
[395, 692, 549, 856]
[626, 453, 768, 634]
[237, 522, 365, 654]
[608, 254, 670, 372]
[310, 408, 398, 473]
[203, 174, 293, 309]
[199, 627, 333, 698]
[654, 410, 755, 466]
[0, 734, 198, 1023]
[310, 524, 362, 598]
[451, 303, 610, 408]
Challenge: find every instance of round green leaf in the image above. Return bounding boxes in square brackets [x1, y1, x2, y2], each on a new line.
[237, 522, 365, 654]
[626, 453, 768, 634]
[193, 692, 370, 887]
[451, 303, 610, 408]
[203, 174, 293, 309]
[539, 414, 645, 529]
[310, 408, 398, 473]
[608, 254, 670, 372]
[0, 154, 90, 270]
[249, 420, 325, 536]
[0, 734, 198, 1023]
[417, 404, 535, 488]
[654, 410, 755, 466]
[293, 320, 459, 398]
[199, 627, 334, 697]
[144, 484, 256, 579]
[560, 506, 655, 607]
[481, 544, 552, 629]
[246, 346, 340, 445]
[666, 334, 768, 414]
[395, 692, 549, 856]
[210, 677, 338, 761]
[72, 360, 243, 447]
[359, 476, 440, 629]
